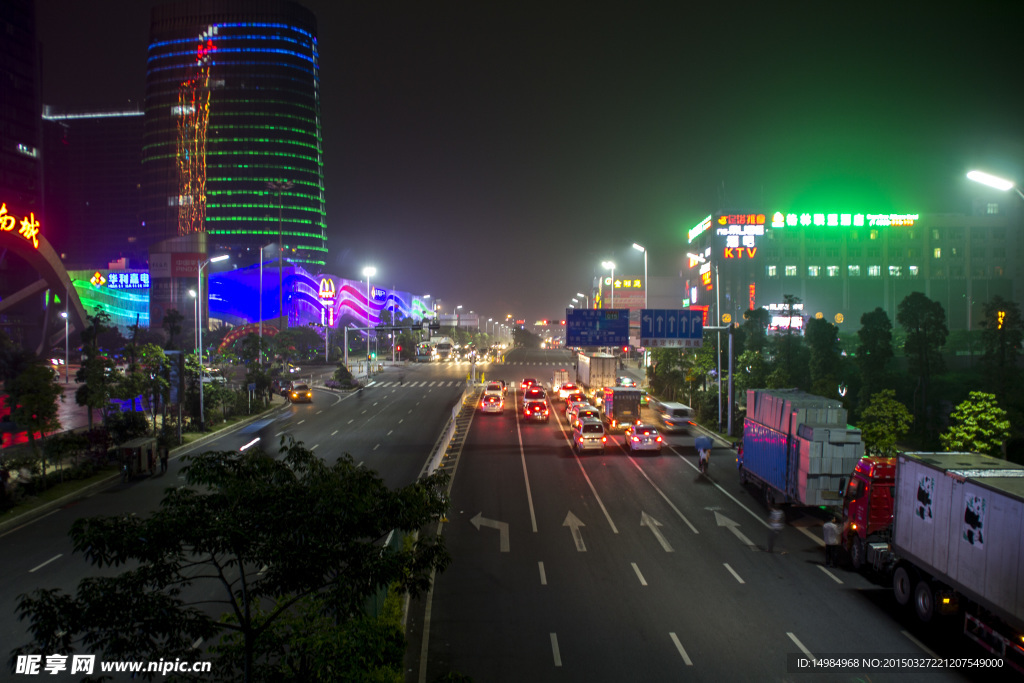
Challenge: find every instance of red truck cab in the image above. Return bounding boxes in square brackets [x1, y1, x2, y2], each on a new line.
[842, 456, 896, 569]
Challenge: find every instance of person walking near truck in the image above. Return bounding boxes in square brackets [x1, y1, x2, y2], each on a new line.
[766, 506, 785, 553]
[822, 516, 841, 567]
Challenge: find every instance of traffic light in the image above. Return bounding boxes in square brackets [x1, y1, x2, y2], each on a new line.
[369, 351, 376, 360]
[397, 345, 402, 353]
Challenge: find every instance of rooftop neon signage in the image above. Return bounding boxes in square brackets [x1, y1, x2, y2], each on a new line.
[0, 203, 41, 249]
[107, 272, 150, 289]
[771, 211, 919, 228]
[688, 215, 712, 243]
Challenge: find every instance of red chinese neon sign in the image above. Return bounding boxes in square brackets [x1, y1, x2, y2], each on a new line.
[0, 203, 41, 249]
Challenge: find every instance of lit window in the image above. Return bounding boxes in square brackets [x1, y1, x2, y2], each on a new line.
[870, 229, 879, 240]
[908, 265, 919, 277]
[808, 265, 820, 277]
[848, 265, 861, 277]
[933, 247, 941, 258]
[987, 203, 999, 215]
[889, 266, 901, 277]
[868, 265, 881, 277]
[766, 265, 777, 277]
[827, 266, 839, 277]
[785, 265, 797, 277]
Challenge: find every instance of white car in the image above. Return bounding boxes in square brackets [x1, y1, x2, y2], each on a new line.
[483, 381, 504, 397]
[624, 423, 663, 453]
[558, 383, 580, 401]
[480, 393, 504, 414]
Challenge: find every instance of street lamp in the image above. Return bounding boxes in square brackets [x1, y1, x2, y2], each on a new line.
[267, 180, 293, 330]
[967, 170, 1024, 200]
[259, 242, 275, 366]
[363, 266, 376, 366]
[632, 243, 648, 309]
[601, 261, 616, 308]
[60, 310, 69, 383]
[197, 254, 229, 431]
[576, 292, 589, 308]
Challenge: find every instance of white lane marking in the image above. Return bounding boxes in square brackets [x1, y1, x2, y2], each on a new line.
[316, 410, 323, 414]
[669, 632, 693, 666]
[387, 430, 393, 436]
[310, 444, 319, 451]
[297, 419, 305, 425]
[787, 632, 816, 664]
[630, 458, 699, 534]
[399, 419, 404, 424]
[274, 431, 284, 437]
[798, 525, 826, 546]
[514, 387, 539, 533]
[669, 445, 771, 528]
[348, 419, 354, 424]
[817, 565, 843, 584]
[550, 633, 562, 667]
[555, 411, 618, 533]
[331, 430, 338, 436]
[723, 563, 745, 584]
[373, 444, 380, 451]
[29, 554, 62, 573]
[901, 630, 941, 659]
[191, 637, 203, 650]
[538, 561, 547, 585]
[631, 562, 647, 586]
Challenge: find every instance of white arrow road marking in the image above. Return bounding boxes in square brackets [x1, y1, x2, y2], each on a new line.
[714, 511, 757, 549]
[471, 512, 510, 552]
[563, 511, 586, 551]
[641, 511, 673, 552]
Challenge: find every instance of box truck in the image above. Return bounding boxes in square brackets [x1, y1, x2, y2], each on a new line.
[577, 352, 617, 405]
[602, 387, 641, 432]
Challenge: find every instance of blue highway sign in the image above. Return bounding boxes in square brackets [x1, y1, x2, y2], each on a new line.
[639, 309, 704, 348]
[566, 309, 630, 347]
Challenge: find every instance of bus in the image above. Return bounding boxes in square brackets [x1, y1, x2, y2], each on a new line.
[415, 342, 436, 362]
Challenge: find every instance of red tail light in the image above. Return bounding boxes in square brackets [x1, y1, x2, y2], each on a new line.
[656, 436, 663, 442]
[602, 436, 607, 442]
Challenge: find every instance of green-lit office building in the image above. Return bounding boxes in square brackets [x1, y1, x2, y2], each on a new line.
[142, 0, 326, 269]
[684, 204, 1022, 332]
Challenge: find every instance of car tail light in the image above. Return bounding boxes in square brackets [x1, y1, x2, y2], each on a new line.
[601, 436, 607, 442]
[656, 436, 663, 442]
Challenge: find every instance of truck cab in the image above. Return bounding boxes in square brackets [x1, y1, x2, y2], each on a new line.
[842, 455, 896, 569]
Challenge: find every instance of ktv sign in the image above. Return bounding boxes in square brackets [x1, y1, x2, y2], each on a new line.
[716, 212, 765, 260]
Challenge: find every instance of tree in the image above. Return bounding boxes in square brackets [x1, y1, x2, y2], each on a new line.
[12, 439, 451, 682]
[855, 307, 894, 408]
[858, 389, 913, 455]
[75, 312, 117, 430]
[940, 391, 1011, 457]
[805, 317, 841, 391]
[978, 295, 1023, 403]
[8, 361, 63, 472]
[162, 308, 185, 350]
[896, 292, 947, 427]
[740, 307, 770, 355]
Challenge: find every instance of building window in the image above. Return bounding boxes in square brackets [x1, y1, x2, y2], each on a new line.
[931, 229, 941, 240]
[951, 266, 964, 278]
[870, 229, 879, 240]
[849, 248, 861, 257]
[767, 265, 777, 277]
[785, 248, 798, 257]
[994, 265, 1005, 277]
[807, 248, 820, 257]
[988, 202, 1000, 215]
[848, 265, 861, 277]
[785, 265, 797, 277]
[826, 248, 839, 258]
[908, 265, 919, 277]
[950, 247, 961, 257]
[827, 265, 839, 277]
[867, 248, 881, 258]
[933, 247, 941, 259]
[808, 265, 820, 277]
[889, 265, 901, 277]
[891, 248, 903, 258]
[907, 248, 918, 258]
[993, 228, 1006, 241]
[868, 265, 881, 277]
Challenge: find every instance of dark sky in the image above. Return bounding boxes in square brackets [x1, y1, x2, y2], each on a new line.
[38, 1, 1024, 324]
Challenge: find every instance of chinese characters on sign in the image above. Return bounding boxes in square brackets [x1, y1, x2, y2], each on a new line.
[770, 211, 919, 228]
[566, 308, 630, 346]
[716, 212, 765, 260]
[0, 203, 41, 249]
[106, 272, 151, 289]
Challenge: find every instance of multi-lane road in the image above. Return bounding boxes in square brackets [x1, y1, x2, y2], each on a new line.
[0, 348, 1013, 681]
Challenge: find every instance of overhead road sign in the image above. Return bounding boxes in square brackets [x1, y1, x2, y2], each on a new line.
[566, 308, 629, 347]
[640, 309, 704, 348]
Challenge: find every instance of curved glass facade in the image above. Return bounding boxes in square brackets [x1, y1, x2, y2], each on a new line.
[142, 0, 326, 268]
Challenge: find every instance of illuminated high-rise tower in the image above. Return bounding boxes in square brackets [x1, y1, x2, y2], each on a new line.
[142, 0, 326, 268]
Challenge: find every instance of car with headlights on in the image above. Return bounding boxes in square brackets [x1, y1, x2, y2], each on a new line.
[624, 423, 663, 453]
[288, 383, 313, 403]
[558, 383, 580, 401]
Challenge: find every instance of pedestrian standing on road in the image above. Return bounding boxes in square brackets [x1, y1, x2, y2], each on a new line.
[823, 516, 841, 567]
[766, 505, 785, 553]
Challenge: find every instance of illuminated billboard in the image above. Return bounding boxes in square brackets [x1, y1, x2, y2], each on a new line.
[770, 211, 919, 228]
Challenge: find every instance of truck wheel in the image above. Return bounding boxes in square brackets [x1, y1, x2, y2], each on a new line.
[914, 581, 936, 623]
[738, 466, 747, 484]
[850, 536, 866, 571]
[893, 566, 913, 606]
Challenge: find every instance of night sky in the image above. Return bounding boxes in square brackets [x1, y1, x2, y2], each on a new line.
[38, 1, 1024, 324]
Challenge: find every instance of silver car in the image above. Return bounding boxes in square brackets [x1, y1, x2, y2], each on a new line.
[573, 417, 607, 453]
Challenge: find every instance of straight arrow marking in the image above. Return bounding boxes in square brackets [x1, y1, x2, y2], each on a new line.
[714, 511, 757, 549]
[563, 511, 586, 551]
[471, 512, 510, 552]
[641, 511, 673, 552]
